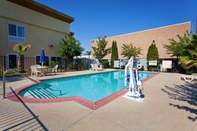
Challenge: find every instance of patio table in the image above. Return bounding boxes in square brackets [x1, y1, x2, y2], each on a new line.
[37, 66, 49, 76]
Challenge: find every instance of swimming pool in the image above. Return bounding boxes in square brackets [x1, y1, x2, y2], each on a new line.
[19, 71, 154, 102]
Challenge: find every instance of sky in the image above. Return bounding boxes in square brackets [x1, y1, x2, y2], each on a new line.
[36, 0, 197, 54]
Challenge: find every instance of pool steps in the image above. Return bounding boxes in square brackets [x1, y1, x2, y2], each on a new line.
[27, 88, 57, 99]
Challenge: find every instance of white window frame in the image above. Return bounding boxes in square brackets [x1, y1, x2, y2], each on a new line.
[8, 23, 25, 43]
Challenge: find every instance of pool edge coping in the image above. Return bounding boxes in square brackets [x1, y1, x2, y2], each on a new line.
[7, 71, 158, 110]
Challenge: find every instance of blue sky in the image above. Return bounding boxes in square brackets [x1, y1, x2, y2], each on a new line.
[36, 0, 197, 54]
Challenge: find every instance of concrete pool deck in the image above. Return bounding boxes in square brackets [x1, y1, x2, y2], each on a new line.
[0, 69, 197, 131]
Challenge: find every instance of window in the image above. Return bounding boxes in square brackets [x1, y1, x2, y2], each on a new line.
[51, 57, 61, 64]
[51, 56, 62, 67]
[36, 56, 49, 66]
[8, 54, 17, 69]
[8, 23, 25, 42]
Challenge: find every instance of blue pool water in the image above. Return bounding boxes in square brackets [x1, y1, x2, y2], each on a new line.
[19, 71, 153, 102]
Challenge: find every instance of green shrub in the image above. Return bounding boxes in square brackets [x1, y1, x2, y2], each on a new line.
[50, 61, 60, 68]
[110, 41, 118, 68]
[5, 71, 17, 76]
[146, 42, 160, 71]
[139, 65, 144, 71]
[101, 61, 110, 68]
[68, 63, 76, 69]
[167, 68, 175, 72]
[148, 66, 160, 72]
[121, 65, 125, 69]
[185, 67, 197, 75]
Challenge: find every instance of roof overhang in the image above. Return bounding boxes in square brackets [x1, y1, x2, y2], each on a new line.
[7, 0, 74, 24]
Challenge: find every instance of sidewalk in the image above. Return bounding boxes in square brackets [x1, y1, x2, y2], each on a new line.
[0, 71, 197, 131]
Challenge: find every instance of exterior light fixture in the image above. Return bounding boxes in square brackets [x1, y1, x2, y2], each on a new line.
[48, 44, 54, 47]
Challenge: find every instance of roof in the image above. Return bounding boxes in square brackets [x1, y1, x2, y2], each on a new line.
[7, 0, 74, 24]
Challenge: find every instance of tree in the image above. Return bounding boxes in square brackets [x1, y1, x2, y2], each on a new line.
[59, 34, 84, 58]
[13, 43, 31, 72]
[163, 30, 191, 58]
[110, 40, 119, 68]
[179, 34, 197, 70]
[121, 43, 142, 59]
[92, 36, 111, 61]
[146, 42, 159, 71]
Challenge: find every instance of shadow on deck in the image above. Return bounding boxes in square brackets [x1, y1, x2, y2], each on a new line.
[0, 87, 48, 131]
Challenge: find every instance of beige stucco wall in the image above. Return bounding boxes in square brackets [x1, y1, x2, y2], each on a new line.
[0, 0, 71, 57]
[91, 22, 191, 59]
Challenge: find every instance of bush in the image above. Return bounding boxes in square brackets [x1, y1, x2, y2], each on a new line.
[121, 65, 125, 69]
[148, 65, 160, 72]
[77, 63, 84, 70]
[68, 63, 76, 69]
[146, 42, 160, 72]
[50, 61, 59, 68]
[185, 67, 197, 75]
[139, 65, 144, 71]
[167, 68, 175, 72]
[101, 61, 110, 68]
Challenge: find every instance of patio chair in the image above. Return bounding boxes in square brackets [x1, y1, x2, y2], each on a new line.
[90, 64, 96, 71]
[30, 65, 41, 77]
[181, 73, 197, 82]
[94, 64, 104, 71]
[51, 65, 58, 74]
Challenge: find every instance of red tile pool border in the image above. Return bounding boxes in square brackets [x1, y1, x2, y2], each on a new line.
[7, 72, 158, 110]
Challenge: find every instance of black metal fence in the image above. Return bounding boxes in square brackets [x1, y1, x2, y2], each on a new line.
[0, 56, 92, 77]
[0, 56, 6, 77]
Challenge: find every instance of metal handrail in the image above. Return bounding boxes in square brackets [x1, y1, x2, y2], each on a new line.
[3, 69, 39, 99]
[2, 69, 64, 99]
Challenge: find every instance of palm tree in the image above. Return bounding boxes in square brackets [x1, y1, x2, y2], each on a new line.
[13, 43, 31, 72]
[84, 51, 91, 68]
[179, 34, 197, 69]
[84, 51, 91, 59]
[163, 30, 191, 58]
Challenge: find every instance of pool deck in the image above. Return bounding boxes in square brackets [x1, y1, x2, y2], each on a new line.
[0, 69, 197, 131]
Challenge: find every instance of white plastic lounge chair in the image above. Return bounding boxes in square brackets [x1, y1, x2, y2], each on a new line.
[181, 73, 197, 82]
[90, 64, 96, 71]
[30, 65, 41, 77]
[94, 64, 104, 71]
[51, 65, 58, 74]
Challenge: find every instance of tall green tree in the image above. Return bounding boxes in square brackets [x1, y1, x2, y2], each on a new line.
[110, 40, 119, 68]
[59, 34, 84, 58]
[121, 43, 142, 59]
[13, 43, 31, 72]
[179, 34, 197, 70]
[146, 42, 159, 71]
[92, 36, 111, 61]
[163, 30, 191, 58]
